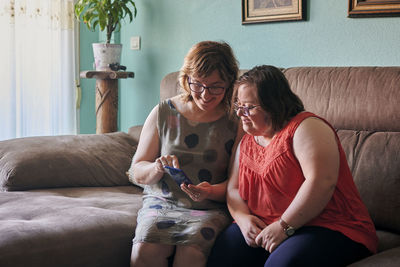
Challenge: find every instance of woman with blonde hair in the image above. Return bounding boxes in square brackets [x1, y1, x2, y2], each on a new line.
[129, 41, 242, 267]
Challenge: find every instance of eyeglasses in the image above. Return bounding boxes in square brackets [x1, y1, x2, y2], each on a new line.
[233, 102, 261, 117]
[188, 78, 226, 95]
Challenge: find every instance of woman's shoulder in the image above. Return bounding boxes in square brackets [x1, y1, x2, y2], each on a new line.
[158, 95, 183, 112]
[284, 112, 322, 133]
[294, 112, 335, 134]
[293, 113, 337, 150]
[162, 95, 185, 112]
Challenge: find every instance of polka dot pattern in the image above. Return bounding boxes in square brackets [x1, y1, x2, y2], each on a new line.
[200, 227, 215, 240]
[156, 220, 176, 229]
[177, 153, 194, 166]
[198, 169, 212, 183]
[161, 181, 170, 195]
[225, 139, 234, 155]
[184, 134, 199, 148]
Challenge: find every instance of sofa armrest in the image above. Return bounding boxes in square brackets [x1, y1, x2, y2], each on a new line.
[348, 247, 400, 267]
[128, 125, 143, 143]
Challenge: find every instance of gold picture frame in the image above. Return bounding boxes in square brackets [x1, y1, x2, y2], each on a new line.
[242, 0, 306, 24]
[348, 0, 400, 17]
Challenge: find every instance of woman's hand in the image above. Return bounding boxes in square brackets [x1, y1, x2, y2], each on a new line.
[154, 154, 179, 177]
[236, 214, 267, 247]
[255, 220, 287, 252]
[180, 182, 212, 202]
[156, 154, 180, 169]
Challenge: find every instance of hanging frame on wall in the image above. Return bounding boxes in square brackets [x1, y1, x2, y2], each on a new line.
[348, 0, 400, 17]
[242, 0, 306, 24]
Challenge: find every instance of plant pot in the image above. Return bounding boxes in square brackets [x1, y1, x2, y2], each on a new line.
[92, 43, 122, 71]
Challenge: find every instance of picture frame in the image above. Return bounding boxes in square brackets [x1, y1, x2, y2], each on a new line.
[348, 0, 400, 17]
[242, 0, 306, 24]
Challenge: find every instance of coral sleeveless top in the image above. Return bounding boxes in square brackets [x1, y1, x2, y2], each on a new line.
[239, 112, 378, 253]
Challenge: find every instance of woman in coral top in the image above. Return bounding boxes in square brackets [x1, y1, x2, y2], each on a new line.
[207, 65, 378, 267]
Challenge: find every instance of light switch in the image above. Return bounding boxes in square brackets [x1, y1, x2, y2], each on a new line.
[130, 36, 140, 50]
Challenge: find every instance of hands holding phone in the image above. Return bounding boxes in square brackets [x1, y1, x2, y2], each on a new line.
[158, 155, 211, 202]
[163, 165, 211, 202]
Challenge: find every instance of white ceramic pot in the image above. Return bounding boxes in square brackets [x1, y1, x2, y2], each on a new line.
[92, 43, 122, 71]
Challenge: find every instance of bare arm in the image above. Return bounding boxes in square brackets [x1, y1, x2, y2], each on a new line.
[227, 141, 267, 247]
[281, 117, 339, 227]
[130, 105, 167, 185]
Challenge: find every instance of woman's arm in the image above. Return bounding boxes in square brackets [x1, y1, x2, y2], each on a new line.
[281, 117, 339, 228]
[227, 141, 267, 247]
[255, 117, 340, 252]
[130, 105, 168, 185]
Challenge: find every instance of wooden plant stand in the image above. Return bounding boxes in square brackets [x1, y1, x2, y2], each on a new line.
[80, 71, 134, 134]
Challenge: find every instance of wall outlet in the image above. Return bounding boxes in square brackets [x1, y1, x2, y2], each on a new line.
[130, 36, 141, 50]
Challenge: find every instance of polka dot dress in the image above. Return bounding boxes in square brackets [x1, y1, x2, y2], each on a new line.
[133, 99, 237, 256]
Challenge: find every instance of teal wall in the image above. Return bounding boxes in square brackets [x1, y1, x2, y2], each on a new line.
[79, 0, 400, 134]
[79, 22, 97, 133]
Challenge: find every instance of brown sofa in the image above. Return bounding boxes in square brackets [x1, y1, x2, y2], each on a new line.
[0, 67, 399, 266]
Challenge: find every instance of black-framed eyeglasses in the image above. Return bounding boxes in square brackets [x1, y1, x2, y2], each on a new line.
[188, 78, 226, 95]
[233, 102, 261, 117]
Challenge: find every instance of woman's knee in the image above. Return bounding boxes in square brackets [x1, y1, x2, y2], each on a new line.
[130, 242, 174, 267]
[207, 224, 240, 266]
[174, 245, 207, 267]
[207, 223, 268, 267]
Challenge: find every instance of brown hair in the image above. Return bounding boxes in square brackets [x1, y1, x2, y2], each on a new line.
[233, 65, 304, 130]
[178, 41, 239, 111]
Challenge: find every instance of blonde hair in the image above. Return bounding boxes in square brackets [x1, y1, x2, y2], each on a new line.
[178, 41, 239, 112]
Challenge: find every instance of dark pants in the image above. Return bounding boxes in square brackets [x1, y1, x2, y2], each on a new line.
[207, 223, 371, 267]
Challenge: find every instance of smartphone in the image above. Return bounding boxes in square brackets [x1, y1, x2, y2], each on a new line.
[163, 166, 193, 186]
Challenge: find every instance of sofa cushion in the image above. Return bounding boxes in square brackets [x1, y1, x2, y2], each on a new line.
[0, 186, 143, 267]
[337, 130, 400, 234]
[376, 230, 400, 252]
[0, 132, 137, 191]
[348, 247, 400, 267]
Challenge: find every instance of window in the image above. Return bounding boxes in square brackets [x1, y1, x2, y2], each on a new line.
[0, 0, 78, 141]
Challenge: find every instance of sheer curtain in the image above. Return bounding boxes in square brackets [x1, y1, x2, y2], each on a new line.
[0, 0, 77, 141]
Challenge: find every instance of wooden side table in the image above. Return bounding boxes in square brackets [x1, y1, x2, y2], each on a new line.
[80, 71, 134, 134]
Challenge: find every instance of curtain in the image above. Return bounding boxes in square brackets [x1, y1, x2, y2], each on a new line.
[0, 0, 77, 141]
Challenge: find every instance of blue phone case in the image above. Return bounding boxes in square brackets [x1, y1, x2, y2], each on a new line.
[164, 166, 193, 185]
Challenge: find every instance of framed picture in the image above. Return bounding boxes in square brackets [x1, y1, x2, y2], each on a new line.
[242, 0, 306, 24]
[348, 0, 400, 17]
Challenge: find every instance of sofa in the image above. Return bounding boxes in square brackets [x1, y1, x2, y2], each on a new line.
[0, 67, 399, 267]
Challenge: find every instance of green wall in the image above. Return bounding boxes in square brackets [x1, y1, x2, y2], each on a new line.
[79, 0, 400, 134]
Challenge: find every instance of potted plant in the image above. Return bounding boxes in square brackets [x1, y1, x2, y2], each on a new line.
[74, 0, 137, 71]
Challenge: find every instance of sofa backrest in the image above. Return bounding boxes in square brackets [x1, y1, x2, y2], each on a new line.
[283, 67, 400, 132]
[159, 67, 400, 237]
